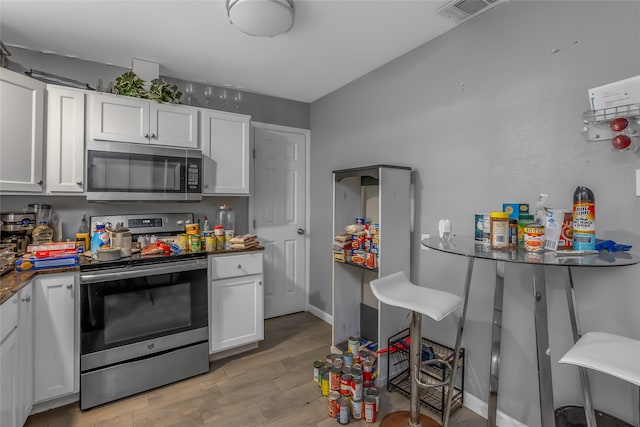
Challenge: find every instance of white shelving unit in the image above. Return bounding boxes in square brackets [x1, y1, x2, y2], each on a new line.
[331, 165, 412, 386]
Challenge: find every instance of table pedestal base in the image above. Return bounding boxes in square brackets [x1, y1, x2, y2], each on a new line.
[555, 405, 633, 427]
[379, 410, 441, 427]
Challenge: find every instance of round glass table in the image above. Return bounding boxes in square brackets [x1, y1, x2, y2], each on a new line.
[421, 236, 639, 427]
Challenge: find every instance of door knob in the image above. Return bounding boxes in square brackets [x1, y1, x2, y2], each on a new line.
[22, 296, 31, 302]
[297, 228, 305, 235]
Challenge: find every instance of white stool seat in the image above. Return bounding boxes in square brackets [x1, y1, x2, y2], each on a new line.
[559, 331, 640, 387]
[370, 271, 462, 322]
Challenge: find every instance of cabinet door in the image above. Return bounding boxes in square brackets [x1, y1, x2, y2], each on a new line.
[17, 284, 33, 426]
[151, 103, 198, 148]
[90, 93, 150, 144]
[46, 85, 85, 193]
[210, 273, 263, 353]
[34, 275, 76, 402]
[201, 110, 251, 194]
[0, 294, 18, 427]
[0, 68, 45, 192]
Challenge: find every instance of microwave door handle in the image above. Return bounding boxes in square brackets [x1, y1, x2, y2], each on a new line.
[80, 259, 207, 283]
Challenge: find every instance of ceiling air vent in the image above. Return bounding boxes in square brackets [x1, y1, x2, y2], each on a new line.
[436, 0, 504, 24]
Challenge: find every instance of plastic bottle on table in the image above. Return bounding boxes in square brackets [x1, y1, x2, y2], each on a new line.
[32, 221, 54, 244]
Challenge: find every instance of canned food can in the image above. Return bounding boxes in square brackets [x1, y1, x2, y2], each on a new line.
[340, 373, 352, 396]
[351, 398, 363, 420]
[329, 367, 342, 391]
[189, 234, 201, 252]
[350, 366, 362, 381]
[328, 391, 340, 418]
[343, 351, 353, 368]
[524, 224, 545, 252]
[351, 376, 363, 400]
[313, 360, 324, 383]
[362, 359, 373, 382]
[318, 366, 329, 387]
[364, 396, 377, 423]
[337, 397, 350, 424]
[176, 234, 188, 250]
[340, 366, 351, 376]
[321, 372, 330, 396]
[205, 235, 215, 251]
[366, 387, 380, 413]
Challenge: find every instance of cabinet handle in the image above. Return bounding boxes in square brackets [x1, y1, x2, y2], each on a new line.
[22, 296, 31, 302]
[259, 281, 262, 286]
[144, 133, 149, 138]
[237, 264, 242, 269]
[151, 133, 157, 139]
[76, 181, 83, 186]
[66, 284, 73, 289]
[37, 180, 44, 185]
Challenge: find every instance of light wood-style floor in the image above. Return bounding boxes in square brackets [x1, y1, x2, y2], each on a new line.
[25, 312, 486, 427]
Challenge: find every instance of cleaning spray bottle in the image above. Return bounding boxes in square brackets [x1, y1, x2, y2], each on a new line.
[572, 186, 595, 251]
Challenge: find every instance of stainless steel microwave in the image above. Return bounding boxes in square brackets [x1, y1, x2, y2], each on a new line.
[86, 141, 202, 201]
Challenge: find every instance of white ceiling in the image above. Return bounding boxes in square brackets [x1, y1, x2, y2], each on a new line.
[0, 0, 462, 103]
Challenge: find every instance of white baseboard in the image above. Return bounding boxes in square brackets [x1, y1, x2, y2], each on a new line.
[463, 392, 528, 427]
[31, 393, 78, 415]
[307, 304, 333, 325]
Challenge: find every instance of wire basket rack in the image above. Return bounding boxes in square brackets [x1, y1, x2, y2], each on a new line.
[386, 328, 465, 420]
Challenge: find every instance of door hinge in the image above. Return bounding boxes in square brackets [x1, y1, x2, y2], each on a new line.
[253, 219, 256, 229]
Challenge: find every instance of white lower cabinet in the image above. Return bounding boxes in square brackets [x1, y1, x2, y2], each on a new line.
[209, 252, 264, 353]
[0, 294, 19, 427]
[34, 274, 78, 403]
[16, 284, 34, 426]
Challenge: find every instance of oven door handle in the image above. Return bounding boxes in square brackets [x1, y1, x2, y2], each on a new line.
[80, 259, 208, 283]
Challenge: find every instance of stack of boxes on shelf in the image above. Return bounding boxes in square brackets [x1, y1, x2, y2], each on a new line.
[333, 219, 380, 270]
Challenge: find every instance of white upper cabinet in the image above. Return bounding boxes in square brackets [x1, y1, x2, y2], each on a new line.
[90, 92, 198, 148]
[200, 110, 251, 194]
[46, 85, 85, 193]
[0, 68, 45, 192]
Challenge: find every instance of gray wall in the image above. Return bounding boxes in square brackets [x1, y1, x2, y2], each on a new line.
[309, 1, 640, 426]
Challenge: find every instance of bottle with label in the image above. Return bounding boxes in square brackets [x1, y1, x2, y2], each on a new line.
[32, 221, 54, 244]
[203, 215, 210, 232]
[572, 186, 596, 251]
[490, 211, 510, 249]
[90, 222, 110, 258]
[75, 214, 90, 251]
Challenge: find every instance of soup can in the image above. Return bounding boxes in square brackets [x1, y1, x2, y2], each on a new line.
[340, 373, 352, 396]
[176, 233, 188, 250]
[321, 372, 330, 396]
[185, 223, 199, 235]
[343, 351, 354, 368]
[313, 360, 324, 383]
[348, 336, 360, 357]
[337, 396, 350, 424]
[328, 391, 340, 418]
[366, 387, 380, 413]
[351, 399, 363, 420]
[189, 234, 201, 252]
[329, 367, 341, 391]
[364, 396, 377, 423]
[524, 224, 545, 252]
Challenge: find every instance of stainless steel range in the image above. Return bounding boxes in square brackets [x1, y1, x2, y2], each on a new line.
[79, 213, 209, 410]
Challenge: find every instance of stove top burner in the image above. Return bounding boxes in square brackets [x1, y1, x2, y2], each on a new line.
[80, 251, 207, 272]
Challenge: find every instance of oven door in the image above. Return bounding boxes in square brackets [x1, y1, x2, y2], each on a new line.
[86, 141, 202, 201]
[80, 258, 208, 371]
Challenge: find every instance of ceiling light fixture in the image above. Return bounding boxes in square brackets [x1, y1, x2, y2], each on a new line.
[226, 0, 295, 37]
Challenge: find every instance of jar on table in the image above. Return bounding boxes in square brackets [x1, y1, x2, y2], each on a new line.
[214, 225, 225, 251]
[490, 211, 510, 249]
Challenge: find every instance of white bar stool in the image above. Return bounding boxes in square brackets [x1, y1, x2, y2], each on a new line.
[559, 331, 640, 426]
[370, 271, 464, 427]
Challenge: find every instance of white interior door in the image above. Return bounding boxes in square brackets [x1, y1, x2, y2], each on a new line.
[253, 125, 307, 318]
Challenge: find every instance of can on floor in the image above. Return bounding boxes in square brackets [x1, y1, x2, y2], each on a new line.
[313, 360, 324, 383]
[329, 367, 341, 391]
[340, 373, 352, 396]
[351, 398, 363, 420]
[351, 376, 363, 400]
[337, 396, 350, 424]
[364, 396, 377, 422]
[342, 351, 353, 368]
[321, 372, 330, 396]
[366, 387, 380, 413]
[318, 365, 328, 387]
[362, 359, 373, 382]
[350, 366, 362, 381]
[328, 391, 340, 418]
[348, 336, 360, 357]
